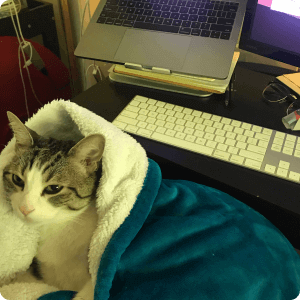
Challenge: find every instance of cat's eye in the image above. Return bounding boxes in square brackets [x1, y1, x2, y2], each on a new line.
[12, 174, 63, 194]
[44, 185, 63, 195]
[12, 174, 24, 187]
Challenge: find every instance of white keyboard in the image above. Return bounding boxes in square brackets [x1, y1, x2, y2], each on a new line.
[112, 95, 300, 184]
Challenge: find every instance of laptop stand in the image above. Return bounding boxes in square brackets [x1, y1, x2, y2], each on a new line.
[109, 65, 213, 98]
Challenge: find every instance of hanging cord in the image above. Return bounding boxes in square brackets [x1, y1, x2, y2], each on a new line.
[81, 0, 102, 91]
[8, 0, 43, 119]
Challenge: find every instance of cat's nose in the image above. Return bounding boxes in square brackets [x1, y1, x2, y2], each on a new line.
[20, 205, 35, 216]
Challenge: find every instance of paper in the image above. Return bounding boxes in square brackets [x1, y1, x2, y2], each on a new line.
[271, 0, 300, 18]
[276, 73, 300, 96]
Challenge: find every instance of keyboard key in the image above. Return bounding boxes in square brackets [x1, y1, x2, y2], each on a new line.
[105, 18, 115, 24]
[226, 12, 236, 19]
[178, 0, 186, 6]
[179, 14, 189, 20]
[200, 30, 210, 37]
[213, 150, 230, 161]
[135, 2, 144, 8]
[153, 3, 162, 9]
[137, 15, 146, 21]
[217, 11, 227, 18]
[191, 29, 201, 36]
[134, 21, 180, 33]
[244, 158, 261, 170]
[144, 3, 153, 8]
[214, 3, 224, 10]
[170, 5, 180, 12]
[207, 16, 217, 23]
[163, 18, 173, 25]
[239, 149, 264, 162]
[217, 18, 234, 25]
[205, 3, 214, 9]
[182, 21, 191, 27]
[223, 5, 238, 12]
[114, 19, 123, 25]
[198, 9, 207, 15]
[191, 21, 201, 28]
[135, 8, 144, 14]
[161, 11, 171, 17]
[207, 10, 217, 17]
[173, 19, 182, 26]
[210, 31, 221, 38]
[103, 4, 119, 11]
[116, 115, 138, 125]
[97, 17, 107, 23]
[230, 155, 244, 165]
[179, 27, 191, 34]
[145, 16, 155, 22]
[220, 33, 230, 40]
[123, 20, 134, 26]
[179, 6, 189, 13]
[152, 132, 214, 156]
[189, 14, 198, 21]
[186, 1, 195, 7]
[210, 24, 232, 32]
[154, 17, 164, 24]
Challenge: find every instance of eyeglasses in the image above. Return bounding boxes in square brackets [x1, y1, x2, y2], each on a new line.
[262, 81, 299, 115]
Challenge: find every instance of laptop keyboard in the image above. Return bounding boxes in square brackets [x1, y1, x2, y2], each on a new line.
[97, 0, 239, 39]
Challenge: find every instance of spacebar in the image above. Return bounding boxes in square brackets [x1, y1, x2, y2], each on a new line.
[133, 22, 180, 33]
[152, 132, 213, 156]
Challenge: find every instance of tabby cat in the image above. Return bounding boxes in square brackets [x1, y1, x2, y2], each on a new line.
[2, 112, 105, 300]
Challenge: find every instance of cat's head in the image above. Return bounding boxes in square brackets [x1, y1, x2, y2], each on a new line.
[2, 112, 105, 226]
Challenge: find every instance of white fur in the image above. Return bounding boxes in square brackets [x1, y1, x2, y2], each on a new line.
[0, 100, 149, 299]
[36, 202, 98, 294]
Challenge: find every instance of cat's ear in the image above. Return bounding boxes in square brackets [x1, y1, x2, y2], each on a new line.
[67, 134, 105, 174]
[7, 112, 40, 153]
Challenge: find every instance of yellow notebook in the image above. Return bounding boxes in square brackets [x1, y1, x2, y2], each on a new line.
[113, 51, 240, 94]
[277, 72, 300, 96]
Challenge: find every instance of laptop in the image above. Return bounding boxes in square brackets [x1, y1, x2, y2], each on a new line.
[75, 0, 248, 80]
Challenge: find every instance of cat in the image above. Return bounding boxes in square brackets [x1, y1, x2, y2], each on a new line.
[2, 111, 105, 300]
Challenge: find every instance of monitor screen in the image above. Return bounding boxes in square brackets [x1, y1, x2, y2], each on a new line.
[239, 0, 300, 68]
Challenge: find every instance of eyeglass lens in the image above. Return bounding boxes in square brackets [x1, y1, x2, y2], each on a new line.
[263, 83, 290, 101]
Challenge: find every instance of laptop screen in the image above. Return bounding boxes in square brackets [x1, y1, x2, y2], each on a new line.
[251, 0, 300, 55]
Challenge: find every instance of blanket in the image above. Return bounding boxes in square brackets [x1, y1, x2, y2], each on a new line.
[0, 99, 300, 300]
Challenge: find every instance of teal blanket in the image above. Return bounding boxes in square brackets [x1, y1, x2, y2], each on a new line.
[40, 158, 300, 300]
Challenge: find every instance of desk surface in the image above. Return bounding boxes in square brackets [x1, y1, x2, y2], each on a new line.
[71, 63, 300, 248]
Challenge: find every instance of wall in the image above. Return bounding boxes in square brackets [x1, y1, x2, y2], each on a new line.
[73, 0, 112, 92]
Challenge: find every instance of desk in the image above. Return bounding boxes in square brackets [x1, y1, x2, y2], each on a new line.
[71, 63, 300, 249]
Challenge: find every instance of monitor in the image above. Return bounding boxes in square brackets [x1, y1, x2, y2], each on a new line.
[238, 0, 300, 76]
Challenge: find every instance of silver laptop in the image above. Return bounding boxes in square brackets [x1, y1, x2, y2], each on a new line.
[75, 0, 248, 79]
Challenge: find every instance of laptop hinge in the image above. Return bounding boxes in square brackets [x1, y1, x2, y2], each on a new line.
[125, 63, 143, 71]
[125, 63, 171, 75]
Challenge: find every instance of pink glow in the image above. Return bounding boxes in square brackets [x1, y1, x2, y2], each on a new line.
[258, 0, 272, 8]
[257, 0, 300, 19]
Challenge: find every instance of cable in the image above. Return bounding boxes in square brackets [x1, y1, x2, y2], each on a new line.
[80, 0, 102, 91]
[8, 0, 42, 119]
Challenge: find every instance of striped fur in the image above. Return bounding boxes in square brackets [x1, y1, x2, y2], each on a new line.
[3, 112, 105, 296]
